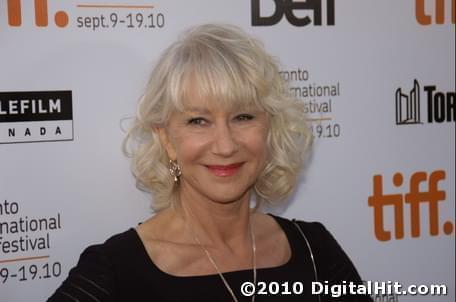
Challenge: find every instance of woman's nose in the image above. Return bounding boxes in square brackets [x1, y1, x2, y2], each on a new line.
[211, 122, 239, 157]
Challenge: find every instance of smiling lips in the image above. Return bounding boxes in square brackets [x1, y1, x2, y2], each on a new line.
[205, 163, 244, 177]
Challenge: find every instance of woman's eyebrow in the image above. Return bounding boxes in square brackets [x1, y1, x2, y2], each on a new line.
[183, 107, 211, 114]
[182, 105, 259, 114]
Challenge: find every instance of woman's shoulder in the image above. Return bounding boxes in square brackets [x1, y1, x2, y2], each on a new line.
[71, 228, 141, 267]
[270, 215, 365, 278]
[267, 213, 331, 242]
[97, 228, 141, 257]
[47, 228, 142, 302]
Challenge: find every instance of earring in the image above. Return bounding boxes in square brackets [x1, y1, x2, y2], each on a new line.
[168, 159, 181, 183]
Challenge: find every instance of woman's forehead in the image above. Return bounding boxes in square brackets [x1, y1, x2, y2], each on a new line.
[179, 96, 260, 114]
[172, 71, 264, 112]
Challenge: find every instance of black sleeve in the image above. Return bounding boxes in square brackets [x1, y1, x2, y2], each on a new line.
[297, 221, 373, 302]
[47, 244, 116, 302]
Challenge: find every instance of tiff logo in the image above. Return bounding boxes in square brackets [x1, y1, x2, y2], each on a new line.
[3, 0, 69, 28]
[396, 80, 421, 125]
[396, 79, 455, 125]
[368, 170, 453, 241]
[416, 0, 456, 25]
[251, 0, 335, 26]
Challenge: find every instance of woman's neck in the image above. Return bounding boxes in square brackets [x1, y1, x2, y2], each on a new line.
[176, 185, 254, 252]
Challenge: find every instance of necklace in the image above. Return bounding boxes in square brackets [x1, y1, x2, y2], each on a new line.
[184, 209, 257, 302]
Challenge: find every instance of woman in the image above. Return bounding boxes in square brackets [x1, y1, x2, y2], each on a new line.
[49, 24, 372, 301]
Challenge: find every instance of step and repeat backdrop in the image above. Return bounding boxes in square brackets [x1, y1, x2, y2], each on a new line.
[1, 0, 454, 301]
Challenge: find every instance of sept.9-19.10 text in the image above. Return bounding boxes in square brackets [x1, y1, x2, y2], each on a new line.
[76, 12, 165, 31]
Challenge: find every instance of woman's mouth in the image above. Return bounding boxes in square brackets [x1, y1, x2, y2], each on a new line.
[205, 163, 244, 177]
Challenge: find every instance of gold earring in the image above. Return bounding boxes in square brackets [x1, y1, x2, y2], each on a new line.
[168, 159, 181, 183]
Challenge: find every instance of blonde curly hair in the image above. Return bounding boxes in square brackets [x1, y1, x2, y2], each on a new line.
[124, 24, 312, 211]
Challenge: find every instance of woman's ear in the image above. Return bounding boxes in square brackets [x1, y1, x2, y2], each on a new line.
[155, 126, 177, 160]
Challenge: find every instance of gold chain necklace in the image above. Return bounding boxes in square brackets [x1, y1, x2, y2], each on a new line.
[183, 207, 257, 302]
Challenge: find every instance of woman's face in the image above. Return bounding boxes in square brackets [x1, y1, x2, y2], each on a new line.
[158, 94, 270, 205]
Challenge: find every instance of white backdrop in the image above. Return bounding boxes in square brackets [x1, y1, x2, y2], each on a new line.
[1, 1, 454, 301]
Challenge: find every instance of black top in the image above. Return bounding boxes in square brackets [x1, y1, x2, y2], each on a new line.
[48, 215, 373, 301]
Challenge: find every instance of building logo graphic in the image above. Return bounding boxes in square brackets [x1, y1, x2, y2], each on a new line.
[251, 0, 335, 26]
[396, 80, 421, 125]
[416, 0, 455, 25]
[0, 90, 73, 144]
[368, 170, 453, 241]
[395, 80, 455, 125]
[4, 0, 69, 28]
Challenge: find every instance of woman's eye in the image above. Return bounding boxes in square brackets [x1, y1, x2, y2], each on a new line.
[235, 114, 254, 121]
[187, 117, 207, 125]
